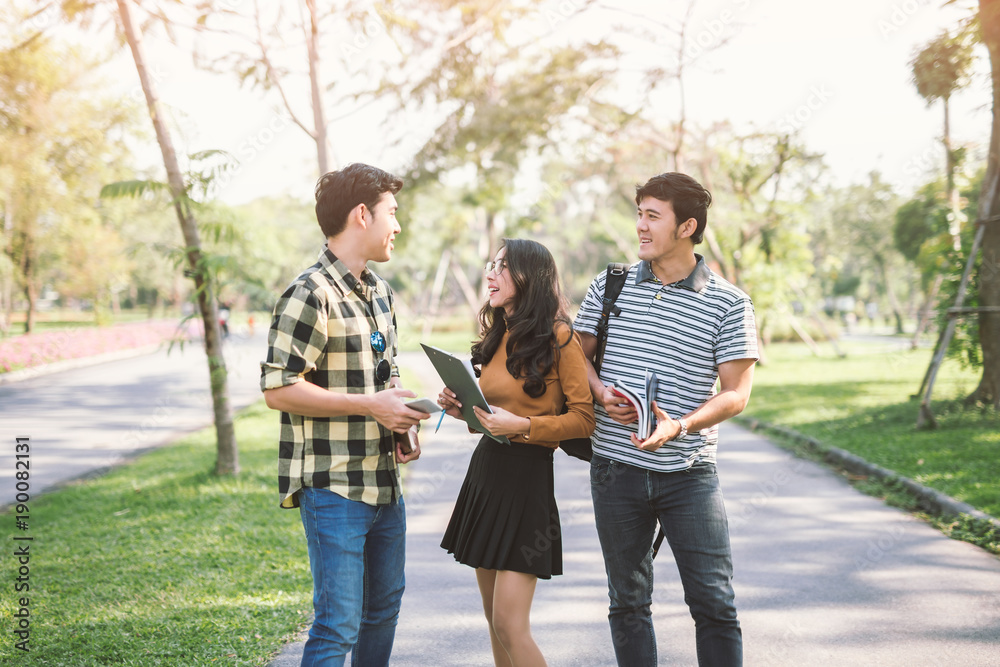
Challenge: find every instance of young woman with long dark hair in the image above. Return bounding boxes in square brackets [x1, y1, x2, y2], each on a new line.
[437, 238, 595, 667]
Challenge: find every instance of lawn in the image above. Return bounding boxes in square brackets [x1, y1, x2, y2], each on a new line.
[0, 402, 312, 666]
[0, 360, 432, 666]
[742, 341, 1000, 518]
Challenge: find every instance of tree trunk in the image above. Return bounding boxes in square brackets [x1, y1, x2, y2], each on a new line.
[116, 0, 239, 473]
[944, 96, 964, 251]
[304, 0, 330, 175]
[20, 235, 35, 334]
[970, 0, 1000, 408]
[877, 256, 905, 334]
[23, 277, 35, 335]
[912, 273, 943, 349]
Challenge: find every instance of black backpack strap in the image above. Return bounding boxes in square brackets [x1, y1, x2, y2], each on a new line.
[594, 262, 668, 560]
[593, 262, 630, 373]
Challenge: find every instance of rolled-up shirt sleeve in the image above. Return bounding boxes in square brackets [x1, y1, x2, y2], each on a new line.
[261, 282, 328, 391]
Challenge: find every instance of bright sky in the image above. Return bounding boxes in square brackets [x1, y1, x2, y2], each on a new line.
[104, 0, 992, 206]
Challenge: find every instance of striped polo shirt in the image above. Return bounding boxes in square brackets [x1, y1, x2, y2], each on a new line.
[573, 255, 758, 472]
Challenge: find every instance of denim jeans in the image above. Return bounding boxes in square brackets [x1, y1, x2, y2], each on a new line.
[298, 487, 406, 667]
[590, 455, 742, 667]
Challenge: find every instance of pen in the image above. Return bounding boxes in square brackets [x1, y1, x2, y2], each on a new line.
[434, 409, 446, 434]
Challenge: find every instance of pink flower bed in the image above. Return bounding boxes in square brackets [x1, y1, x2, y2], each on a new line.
[0, 320, 189, 374]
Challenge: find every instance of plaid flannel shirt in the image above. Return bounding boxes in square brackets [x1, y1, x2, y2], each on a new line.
[261, 247, 401, 508]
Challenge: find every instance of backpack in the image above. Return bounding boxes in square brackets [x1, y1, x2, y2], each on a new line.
[559, 262, 630, 461]
[560, 262, 669, 559]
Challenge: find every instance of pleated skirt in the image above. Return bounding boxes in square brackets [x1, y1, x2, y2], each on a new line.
[440, 434, 562, 579]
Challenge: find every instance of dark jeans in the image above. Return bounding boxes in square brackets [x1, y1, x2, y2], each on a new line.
[590, 455, 742, 666]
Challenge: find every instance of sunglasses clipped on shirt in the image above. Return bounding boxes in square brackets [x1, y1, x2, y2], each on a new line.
[370, 331, 391, 383]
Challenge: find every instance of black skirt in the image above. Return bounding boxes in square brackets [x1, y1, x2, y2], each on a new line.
[440, 435, 562, 579]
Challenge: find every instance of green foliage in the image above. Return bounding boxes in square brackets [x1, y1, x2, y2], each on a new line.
[910, 26, 977, 105]
[0, 15, 142, 328]
[99, 179, 172, 200]
[929, 168, 985, 369]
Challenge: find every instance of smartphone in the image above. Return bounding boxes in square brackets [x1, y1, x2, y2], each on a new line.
[405, 398, 441, 414]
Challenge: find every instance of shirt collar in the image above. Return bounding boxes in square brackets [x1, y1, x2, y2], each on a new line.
[319, 246, 380, 300]
[635, 254, 710, 292]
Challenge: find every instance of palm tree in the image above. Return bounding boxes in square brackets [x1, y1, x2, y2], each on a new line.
[114, 0, 238, 473]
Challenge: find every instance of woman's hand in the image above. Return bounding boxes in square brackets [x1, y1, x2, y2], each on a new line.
[472, 405, 530, 438]
[437, 387, 464, 420]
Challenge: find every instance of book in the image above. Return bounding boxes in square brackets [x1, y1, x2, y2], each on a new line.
[419, 344, 510, 445]
[394, 425, 419, 455]
[610, 369, 659, 440]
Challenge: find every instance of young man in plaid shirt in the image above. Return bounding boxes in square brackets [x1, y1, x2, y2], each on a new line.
[261, 163, 429, 667]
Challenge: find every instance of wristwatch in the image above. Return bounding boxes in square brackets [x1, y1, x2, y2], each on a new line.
[674, 418, 688, 440]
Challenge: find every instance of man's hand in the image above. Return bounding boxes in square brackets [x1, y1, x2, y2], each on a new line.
[472, 405, 530, 437]
[369, 387, 429, 433]
[631, 401, 682, 451]
[395, 425, 421, 463]
[599, 384, 638, 425]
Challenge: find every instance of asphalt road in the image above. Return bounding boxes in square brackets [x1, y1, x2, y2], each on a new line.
[270, 352, 1000, 667]
[2, 341, 998, 665]
[1, 331, 267, 497]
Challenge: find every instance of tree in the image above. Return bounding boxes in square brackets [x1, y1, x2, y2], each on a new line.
[911, 26, 977, 250]
[382, 0, 620, 306]
[968, 0, 1000, 408]
[0, 6, 137, 332]
[824, 173, 910, 334]
[114, 0, 238, 474]
[188, 0, 393, 178]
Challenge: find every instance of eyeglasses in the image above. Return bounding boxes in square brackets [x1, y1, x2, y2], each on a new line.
[370, 331, 391, 383]
[484, 259, 507, 275]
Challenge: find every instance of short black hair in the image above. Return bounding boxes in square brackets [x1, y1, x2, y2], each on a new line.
[635, 172, 712, 244]
[315, 163, 403, 238]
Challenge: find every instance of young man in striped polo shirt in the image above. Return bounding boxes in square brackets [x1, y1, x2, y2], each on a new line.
[575, 172, 758, 666]
[261, 163, 429, 667]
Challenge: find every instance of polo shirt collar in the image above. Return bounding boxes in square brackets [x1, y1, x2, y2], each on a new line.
[319, 246, 380, 300]
[635, 254, 710, 292]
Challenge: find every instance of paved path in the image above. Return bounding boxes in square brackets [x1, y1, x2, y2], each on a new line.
[1, 331, 267, 497]
[268, 352, 1000, 666]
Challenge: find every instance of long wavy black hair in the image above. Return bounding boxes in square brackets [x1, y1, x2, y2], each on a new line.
[470, 238, 572, 399]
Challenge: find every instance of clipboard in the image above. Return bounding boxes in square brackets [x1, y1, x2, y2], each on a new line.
[420, 343, 510, 444]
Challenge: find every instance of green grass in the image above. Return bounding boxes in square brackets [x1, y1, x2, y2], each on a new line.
[3, 308, 165, 335]
[0, 402, 312, 666]
[743, 341, 1000, 519]
[396, 314, 479, 354]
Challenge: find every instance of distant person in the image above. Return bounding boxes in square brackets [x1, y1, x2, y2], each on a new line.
[574, 172, 758, 666]
[260, 163, 429, 667]
[218, 303, 231, 338]
[437, 238, 595, 667]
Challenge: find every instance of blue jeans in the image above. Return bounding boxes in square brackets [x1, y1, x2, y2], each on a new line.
[590, 455, 742, 666]
[298, 487, 406, 667]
